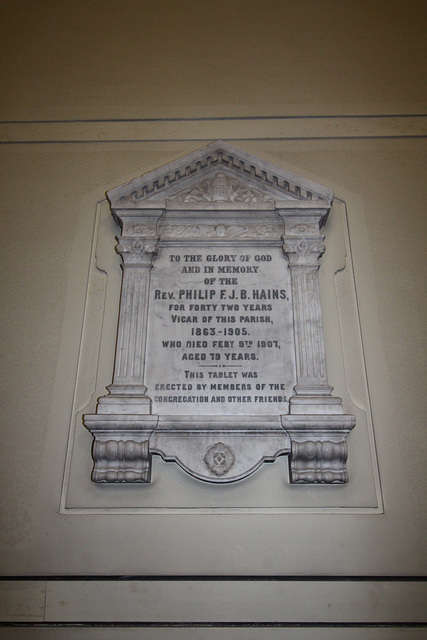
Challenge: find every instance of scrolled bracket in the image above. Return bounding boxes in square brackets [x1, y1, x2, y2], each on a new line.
[289, 439, 348, 484]
[282, 415, 355, 484]
[92, 438, 152, 483]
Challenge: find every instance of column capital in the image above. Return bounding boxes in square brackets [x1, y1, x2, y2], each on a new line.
[282, 236, 325, 267]
[116, 237, 159, 266]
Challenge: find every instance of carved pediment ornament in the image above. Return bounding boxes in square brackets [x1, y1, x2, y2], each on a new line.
[84, 142, 355, 486]
[170, 171, 275, 204]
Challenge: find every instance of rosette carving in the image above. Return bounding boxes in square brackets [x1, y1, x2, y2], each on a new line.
[204, 442, 235, 476]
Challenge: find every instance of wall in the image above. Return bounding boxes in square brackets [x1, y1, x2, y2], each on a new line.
[1, 1, 426, 637]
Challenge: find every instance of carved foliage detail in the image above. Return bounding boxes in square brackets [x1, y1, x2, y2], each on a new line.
[289, 440, 348, 484]
[123, 222, 158, 237]
[92, 439, 151, 482]
[204, 442, 235, 476]
[282, 237, 325, 266]
[171, 171, 274, 204]
[160, 222, 283, 240]
[116, 238, 159, 265]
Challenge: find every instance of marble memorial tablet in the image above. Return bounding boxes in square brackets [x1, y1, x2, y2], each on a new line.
[145, 245, 294, 416]
[84, 142, 355, 484]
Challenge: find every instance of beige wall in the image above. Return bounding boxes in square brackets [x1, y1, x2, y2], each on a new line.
[1, 1, 426, 636]
[1, 0, 426, 119]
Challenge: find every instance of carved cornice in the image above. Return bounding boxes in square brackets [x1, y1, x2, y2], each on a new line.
[118, 157, 302, 204]
[107, 141, 334, 207]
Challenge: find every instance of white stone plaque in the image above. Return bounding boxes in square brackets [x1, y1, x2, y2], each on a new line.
[84, 142, 356, 484]
[145, 246, 295, 416]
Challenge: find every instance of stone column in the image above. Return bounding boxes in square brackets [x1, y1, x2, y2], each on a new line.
[97, 236, 158, 415]
[283, 235, 342, 415]
[84, 211, 161, 482]
[281, 225, 355, 483]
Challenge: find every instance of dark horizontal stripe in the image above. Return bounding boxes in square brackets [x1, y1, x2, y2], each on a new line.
[1, 114, 426, 125]
[1, 575, 426, 581]
[0, 135, 426, 145]
[1, 621, 427, 628]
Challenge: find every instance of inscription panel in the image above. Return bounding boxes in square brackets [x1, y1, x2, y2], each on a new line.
[145, 246, 295, 415]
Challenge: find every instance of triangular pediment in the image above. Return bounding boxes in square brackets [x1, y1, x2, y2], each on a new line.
[107, 141, 333, 208]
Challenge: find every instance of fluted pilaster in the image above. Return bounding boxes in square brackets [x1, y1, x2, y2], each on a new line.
[110, 238, 158, 393]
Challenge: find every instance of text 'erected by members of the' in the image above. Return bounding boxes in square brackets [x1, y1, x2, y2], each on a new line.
[145, 248, 296, 415]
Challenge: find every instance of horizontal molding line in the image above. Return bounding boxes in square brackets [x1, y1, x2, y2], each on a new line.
[1, 136, 427, 146]
[0, 115, 426, 143]
[1, 114, 427, 124]
[1, 575, 427, 581]
[2, 622, 427, 628]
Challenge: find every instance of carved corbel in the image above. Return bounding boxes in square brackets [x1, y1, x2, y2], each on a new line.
[92, 438, 151, 483]
[289, 439, 349, 484]
[282, 415, 356, 484]
[83, 415, 159, 484]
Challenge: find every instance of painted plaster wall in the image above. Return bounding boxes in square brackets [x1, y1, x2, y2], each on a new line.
[0, 1, 426, 635]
